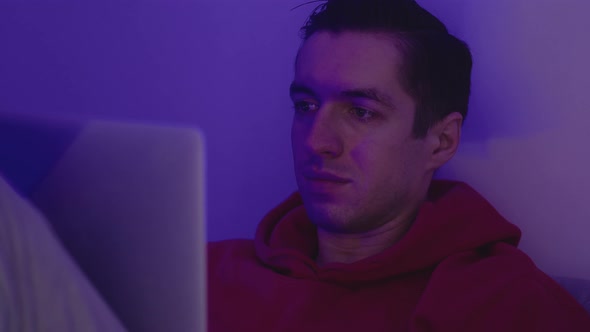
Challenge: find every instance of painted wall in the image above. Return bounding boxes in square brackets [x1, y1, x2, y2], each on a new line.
[0, 0, 305, 245]
[1, 0, 588, 279]
[424, 0, 590, 280]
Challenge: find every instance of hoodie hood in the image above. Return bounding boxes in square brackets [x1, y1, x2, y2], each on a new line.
[254, 180, 521, 284]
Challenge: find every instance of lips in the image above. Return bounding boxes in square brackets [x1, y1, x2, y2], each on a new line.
[301, 169, 351, 183]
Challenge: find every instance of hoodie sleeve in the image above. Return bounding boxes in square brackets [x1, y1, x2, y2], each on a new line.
[409, 246, 590, 332]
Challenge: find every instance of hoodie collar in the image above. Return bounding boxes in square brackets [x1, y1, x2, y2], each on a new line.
[255, 180, 521, 284]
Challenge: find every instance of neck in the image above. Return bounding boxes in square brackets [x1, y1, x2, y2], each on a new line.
[315, 210, 417, 266]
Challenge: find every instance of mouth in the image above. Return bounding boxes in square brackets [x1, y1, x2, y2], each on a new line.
[301, 169, 351, 184]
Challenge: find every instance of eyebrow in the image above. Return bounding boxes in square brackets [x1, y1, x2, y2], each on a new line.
[289, 82, 316, 98]
[341, 88, 395, 109]
[289, 82, 395, 109]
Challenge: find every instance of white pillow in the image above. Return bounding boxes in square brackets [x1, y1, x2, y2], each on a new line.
[0, 175, 126, 332]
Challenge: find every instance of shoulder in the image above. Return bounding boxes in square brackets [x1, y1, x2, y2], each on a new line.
[208, 239, 255, 254]
[207, 239, 259, 272]
[413, 243, 590, 331]
[208, 239, 256, 260]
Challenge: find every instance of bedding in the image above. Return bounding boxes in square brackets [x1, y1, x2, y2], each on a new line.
[0, 175, 126, 332]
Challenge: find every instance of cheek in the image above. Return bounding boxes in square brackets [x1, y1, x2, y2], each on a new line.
[350, 140, 399, 179]
[349, 137, 420, 189]
[350, 128, 396, 160]
[349, 144, 370, 174]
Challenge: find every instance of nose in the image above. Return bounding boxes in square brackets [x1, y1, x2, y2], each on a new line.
[301, 107, 343, 158]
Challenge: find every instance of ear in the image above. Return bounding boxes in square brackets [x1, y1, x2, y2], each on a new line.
[424, 112, 463, 171]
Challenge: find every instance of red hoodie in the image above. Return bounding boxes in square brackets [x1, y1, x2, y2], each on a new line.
[208, 180, 590, 331]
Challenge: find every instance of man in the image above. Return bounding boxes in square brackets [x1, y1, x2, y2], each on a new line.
[208, 0, 590, 331]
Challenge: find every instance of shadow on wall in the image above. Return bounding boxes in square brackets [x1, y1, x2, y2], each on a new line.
[424, 0, 589, 147]
[427, 0, 590, 279]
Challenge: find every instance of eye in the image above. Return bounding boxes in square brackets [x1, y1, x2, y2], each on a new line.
[293, 101, 319, 114]
[349, 107, 376, 122]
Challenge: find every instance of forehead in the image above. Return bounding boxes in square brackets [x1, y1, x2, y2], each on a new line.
[295, 31, 405, 94]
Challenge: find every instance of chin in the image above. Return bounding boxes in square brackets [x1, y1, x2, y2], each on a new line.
[302, 202, 358, 233]
[303, 201, 339, 224]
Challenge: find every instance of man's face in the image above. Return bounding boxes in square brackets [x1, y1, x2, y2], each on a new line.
[290, 31, 433, 234]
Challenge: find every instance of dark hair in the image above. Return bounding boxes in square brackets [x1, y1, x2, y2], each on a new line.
[299, 0, 472, 138]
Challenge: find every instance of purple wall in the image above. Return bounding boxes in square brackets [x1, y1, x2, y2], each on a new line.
[1, 0, 588, 279]
[426, 0, 590, 280]
[0, 0, 305, 243]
